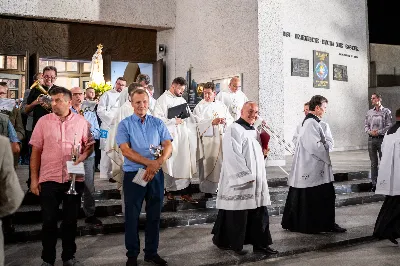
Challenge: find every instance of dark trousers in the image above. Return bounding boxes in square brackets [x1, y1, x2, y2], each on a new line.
[124, 171, 164, 259]
[40, 181, 84, 264]
[95, 139, 101, 169]
[368, 137, 383, 185]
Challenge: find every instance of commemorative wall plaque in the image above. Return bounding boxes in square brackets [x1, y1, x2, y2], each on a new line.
[313, 50, 329, 89]
[333, 64, 348, 82]
[291, 58, 309, 77]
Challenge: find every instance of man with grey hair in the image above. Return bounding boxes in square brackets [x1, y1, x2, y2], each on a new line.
[365, 93, 392, 192]
[215, 77, 249, 120]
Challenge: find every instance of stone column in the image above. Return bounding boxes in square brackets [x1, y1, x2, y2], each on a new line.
[258, 0, 285, 165]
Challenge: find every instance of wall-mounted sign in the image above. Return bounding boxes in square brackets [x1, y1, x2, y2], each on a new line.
[333, 64, 348, 82]
[313, 50, 329, 89]
[291, 58, 309, 77]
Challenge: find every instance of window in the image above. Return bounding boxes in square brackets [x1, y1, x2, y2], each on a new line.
[56, 77, 80, 88]
[83, 62, 92, 73]
[54, 61, 66, 72]
[66, 62, 78, 72]
[0, 56, 4, 69]
[6, 56, 18, 69]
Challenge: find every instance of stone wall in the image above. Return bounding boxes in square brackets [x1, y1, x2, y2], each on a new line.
[0, 0, 175, 29]
[157, 0, 259, 102]
[282, 0, 369, 151]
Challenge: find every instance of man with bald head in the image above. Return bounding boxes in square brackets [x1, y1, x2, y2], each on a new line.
[70, 87, 102, 226]
[215, 76, 249, 120]
[212, 101, 277, 256]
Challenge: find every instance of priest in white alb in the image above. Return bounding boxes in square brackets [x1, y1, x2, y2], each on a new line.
[106, 82, 144, 190]
[153, 77, 199, 203]
[97, 77, 127, 181]
[215, 76, 248, 120]
[374, 108, 400, 245]
[281, 95, 346, 234]
[193, 82, 233, 196]
[212, 101, 278, 256]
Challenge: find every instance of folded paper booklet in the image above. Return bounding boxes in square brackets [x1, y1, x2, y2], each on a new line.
[132, 168, 148, 187]
[66, 161, 85, 175]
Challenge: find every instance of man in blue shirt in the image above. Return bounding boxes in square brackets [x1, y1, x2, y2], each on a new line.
[70, 87, 102, 226]
[116, 89, 172, 266]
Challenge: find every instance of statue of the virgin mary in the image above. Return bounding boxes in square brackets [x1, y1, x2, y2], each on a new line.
[90, 44, 105, 84]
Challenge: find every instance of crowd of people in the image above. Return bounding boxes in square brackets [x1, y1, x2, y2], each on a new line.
[0, 65, 400, 266]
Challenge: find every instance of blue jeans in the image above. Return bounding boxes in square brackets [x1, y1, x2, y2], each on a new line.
[123, 170, 164, 258]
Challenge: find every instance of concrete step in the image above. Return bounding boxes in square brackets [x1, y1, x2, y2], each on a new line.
[6, 192, 384, 244]
[5, 202, 383, 266]
[13, 178, 376, 225]
[20, 171, 370, 205]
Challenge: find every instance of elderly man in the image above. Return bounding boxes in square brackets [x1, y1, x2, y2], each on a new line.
[365, 93, 392, 192]
[212, 101, 277, 256]
[30, 86, 94, 266]
[193, 82, 233, 196]
[0, 135, 24, 266]
[84, 87, 97, 102]
[116, 89, 172, 266]
[215, 77, 249, 120]
[282, 95, 345, 234]
[70, 87, 102, 226]
[374, 108, 400, 245]
[0, 82, 24, 142]
[153, 77, 198, 203]
[97, 77, 127, 181]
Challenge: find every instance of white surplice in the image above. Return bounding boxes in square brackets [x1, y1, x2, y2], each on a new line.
[97, 89, 121, 179]
[376, 125, 400, 196]
[105, 101, 134, 189]
[215, 90, 249, 120]
[153, 90, 199, 191]
[293, 120, 334, 152]
[216, 123, 271, 210]
[289, 117, 334, 188]
[193, 100, 234, 193]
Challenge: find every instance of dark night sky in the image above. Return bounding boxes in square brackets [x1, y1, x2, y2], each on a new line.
[368, 0, 399, 44]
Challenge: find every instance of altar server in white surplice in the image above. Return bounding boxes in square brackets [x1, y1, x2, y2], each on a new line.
[374, 108, 400, 245]
[293, 102, 334, 151]
[97, 77, 127, 180]
[215, 76, 248, 120]
[119, 74, 156, 113]
[106, 83, 143, 190]
[153, 77, 199, 203]
[281, 95, 346, 234]
[193, 82, 234, 196]
[212, 101, 277, 256]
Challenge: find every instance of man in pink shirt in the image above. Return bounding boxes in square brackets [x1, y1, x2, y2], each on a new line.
[30, 86, 94, 266]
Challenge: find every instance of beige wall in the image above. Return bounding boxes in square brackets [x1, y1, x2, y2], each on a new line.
[0, 0, 175, 29]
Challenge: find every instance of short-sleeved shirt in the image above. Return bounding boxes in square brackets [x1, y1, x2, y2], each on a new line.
[116, 114, 172, 172]
[29, 111, 94, 184]
[26, 85, 53, 130]
[70, 107, 100, 158]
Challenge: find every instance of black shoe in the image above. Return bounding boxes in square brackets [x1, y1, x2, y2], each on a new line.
[370, 185, 376, 192]
[144, 254, 167, 265]
[95, 167, 100, 172]
[85, 216, 103, 226]
[253, 246, 279, 255]
[109, 178, 117, 183]
[233, 249, 248, 256]
[331, 223, 347, 233]
[126, 257, 137, 266]
[389, 237, 398, 245]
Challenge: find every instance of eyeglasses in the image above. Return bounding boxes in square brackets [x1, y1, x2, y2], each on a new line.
[43, 75, 57, 81]
[72, 93, 83, 96]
